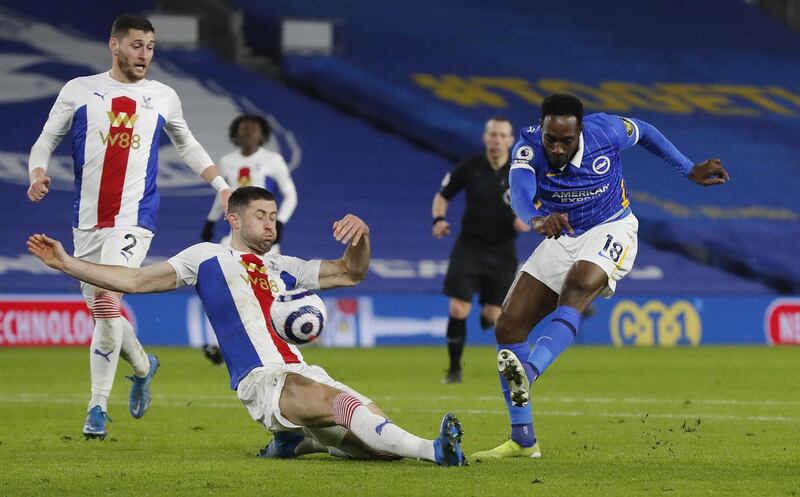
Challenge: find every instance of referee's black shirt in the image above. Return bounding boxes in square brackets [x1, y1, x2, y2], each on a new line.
[439, 154, 518, 255]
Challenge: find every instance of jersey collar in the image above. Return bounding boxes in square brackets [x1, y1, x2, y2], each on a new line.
[568, 133, 585, 168]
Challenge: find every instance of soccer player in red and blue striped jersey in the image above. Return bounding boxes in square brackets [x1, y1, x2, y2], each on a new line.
[26, 14, 232, 440]
[28, 187, 468, 466]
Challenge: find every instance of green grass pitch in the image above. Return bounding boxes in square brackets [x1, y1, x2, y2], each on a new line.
[0, 345, 798, 496]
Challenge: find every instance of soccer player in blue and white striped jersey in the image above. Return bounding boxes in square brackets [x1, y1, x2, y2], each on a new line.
[473, 94, 729, 460]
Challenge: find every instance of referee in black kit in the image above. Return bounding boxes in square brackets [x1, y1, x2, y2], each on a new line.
[432, 117, 530, 384]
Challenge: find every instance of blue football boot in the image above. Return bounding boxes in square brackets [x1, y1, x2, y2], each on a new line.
[82, 405, 111, 440]
[433, 413, 468, 466]
[257, 432, 305, 459]
[127, 354, 159, 419]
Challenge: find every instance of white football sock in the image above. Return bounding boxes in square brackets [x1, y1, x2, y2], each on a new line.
[333, 393, 434, 462]
[88, 318, 123, 412]
[304, 425, 372, 460]
[293, 437, 327, 456]
[119, 316, 150, 377]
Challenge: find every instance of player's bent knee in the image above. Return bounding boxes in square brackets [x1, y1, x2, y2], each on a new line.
[560, 267, 608, 311]
[495, 312, 526, 343]
[281, 374, 342, 426]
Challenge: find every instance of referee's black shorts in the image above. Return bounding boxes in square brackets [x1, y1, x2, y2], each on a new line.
[443, 238, 518, 307]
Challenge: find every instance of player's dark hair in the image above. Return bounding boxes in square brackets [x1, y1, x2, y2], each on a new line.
[541, 94, 583, 125]
[229, 114, 272, 146]
[228, 187, 276, 215]
[110, 14, 155, 39]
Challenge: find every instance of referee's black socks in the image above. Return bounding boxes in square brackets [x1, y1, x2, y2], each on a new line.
[446, 317, 467, 374]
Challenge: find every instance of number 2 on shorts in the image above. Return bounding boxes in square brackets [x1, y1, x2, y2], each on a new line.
[121, 234, 137, 259]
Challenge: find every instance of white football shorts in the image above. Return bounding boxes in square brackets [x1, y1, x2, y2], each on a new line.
[72, 226, 154, 303]
[520, 213, 639, 298]
[237, 363, 373, 433]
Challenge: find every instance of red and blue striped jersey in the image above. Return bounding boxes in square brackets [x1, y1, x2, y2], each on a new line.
[37, 72, 203, 232]
[168, 243, 321, 389]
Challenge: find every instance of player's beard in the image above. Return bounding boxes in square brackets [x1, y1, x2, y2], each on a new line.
[241, 227, 274, 255]
[546, 149, 576, 169]
[546, 154, 567, 168]
[117, 52, 147, 82]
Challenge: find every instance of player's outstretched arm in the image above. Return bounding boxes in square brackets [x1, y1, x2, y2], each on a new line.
[687, 159, 730, 187]
[318, 214, 370, 289]
[27, 234, 178, 294]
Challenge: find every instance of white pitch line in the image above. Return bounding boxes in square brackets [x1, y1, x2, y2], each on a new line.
[370, 395, 800, 407]
[388, 408, 800, 423]
[3, 392, 800, 407]
[0, 395, 797, 423]
[146, 393, 799, 407]
[0, 395, 240, 410]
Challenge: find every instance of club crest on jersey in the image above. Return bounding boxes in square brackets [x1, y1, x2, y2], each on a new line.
[142, 95, 153, 110]
[515, 146, 534, 162]
[620, 118, 635, 137]
[592, 155, 611, 175]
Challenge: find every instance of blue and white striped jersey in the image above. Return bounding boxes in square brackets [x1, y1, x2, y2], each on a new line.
[509, 113, 694, 234]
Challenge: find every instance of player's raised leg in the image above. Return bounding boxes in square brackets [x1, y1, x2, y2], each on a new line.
[519, 218, 638, 407]
[473, 272, 556, 460]
[521, 262, 606, 397]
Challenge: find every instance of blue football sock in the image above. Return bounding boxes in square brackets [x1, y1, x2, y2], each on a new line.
[497, 342, 536, 447]
[528, 305, 580, 377]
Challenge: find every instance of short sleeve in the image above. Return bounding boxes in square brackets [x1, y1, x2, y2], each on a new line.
[439, 160, 469, 200]
[167, 243, 213, 288]
[277, 255, 321, 290]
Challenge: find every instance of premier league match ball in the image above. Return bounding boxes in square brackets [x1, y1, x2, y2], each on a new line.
[270, 289, 327, 345]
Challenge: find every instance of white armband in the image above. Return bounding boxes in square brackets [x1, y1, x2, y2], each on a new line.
[211, 176, 231, 192]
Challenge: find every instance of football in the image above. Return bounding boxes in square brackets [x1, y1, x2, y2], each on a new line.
[270, 289, 327, 345]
